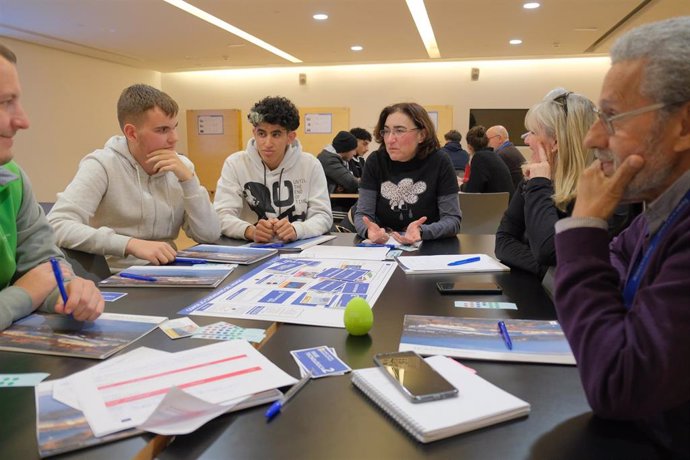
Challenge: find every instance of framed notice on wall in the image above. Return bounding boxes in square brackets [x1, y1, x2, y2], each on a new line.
[197, 115, 224, 135]
[304, 113, 332, 134]
[427, 111, 439, 131]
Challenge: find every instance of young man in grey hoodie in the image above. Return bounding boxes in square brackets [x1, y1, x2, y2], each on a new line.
[214, 96, 332, 243]
[48, 84, 220, 270]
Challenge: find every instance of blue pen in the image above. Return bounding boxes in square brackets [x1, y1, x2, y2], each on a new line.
[118, 272, 158, 282]
[251, 243, 284, 248]
[356, 243, 396, 249]
[265, 373, 311, 421]
[498, 321, 513, 350]
[447, 256, 481, 266]
[173, 257, 207, 264]
[49, 257, 69, 303]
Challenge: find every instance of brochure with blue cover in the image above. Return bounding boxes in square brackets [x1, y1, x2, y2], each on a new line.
[177, 244, 277, 264]
[399, 315, 576, 365]
[98, 265, 235, 288]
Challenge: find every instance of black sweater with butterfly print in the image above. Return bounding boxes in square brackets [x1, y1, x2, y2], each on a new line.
[355, 148, 460, 239]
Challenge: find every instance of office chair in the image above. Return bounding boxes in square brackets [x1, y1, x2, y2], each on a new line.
[61, 248, 111, 282]
[38, 202, 54, 215]
[458, 192, 510, 235]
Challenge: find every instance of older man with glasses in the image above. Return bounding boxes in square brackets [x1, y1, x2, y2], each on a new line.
[553, 16, 690, 456]
[486, 125, 526, 189]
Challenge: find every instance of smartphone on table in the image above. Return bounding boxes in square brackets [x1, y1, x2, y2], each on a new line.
[436, 281, 502, 294]
[373, 351, 458, 403]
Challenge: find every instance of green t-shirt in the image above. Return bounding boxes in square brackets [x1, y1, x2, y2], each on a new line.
[0, 161, 22, 288]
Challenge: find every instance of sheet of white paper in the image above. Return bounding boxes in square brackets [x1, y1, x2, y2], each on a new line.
[53, 347, 170, 410]
[137, 386, 246, 435]
[74, 340, 297, 437]
[298, 245, 390, 261]
[396, 254, 509, 274]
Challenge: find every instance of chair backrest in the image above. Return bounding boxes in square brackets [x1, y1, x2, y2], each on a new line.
[38, 202, 54, 215]
[458, 192, 509, 235]
[61, 248, 111, 282]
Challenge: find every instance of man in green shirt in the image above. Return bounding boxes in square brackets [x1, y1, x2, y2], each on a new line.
[0, 43, 103, 330]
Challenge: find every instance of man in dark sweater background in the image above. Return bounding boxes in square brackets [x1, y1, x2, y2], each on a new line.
[487, 125, 525, 189]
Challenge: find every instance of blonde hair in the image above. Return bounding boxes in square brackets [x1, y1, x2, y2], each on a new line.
[525, 90, 596, 211]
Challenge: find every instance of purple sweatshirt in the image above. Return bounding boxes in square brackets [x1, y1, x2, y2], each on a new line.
[554, 172, 690, 454]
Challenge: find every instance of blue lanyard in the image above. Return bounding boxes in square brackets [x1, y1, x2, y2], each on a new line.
[622, 189, 690, 309]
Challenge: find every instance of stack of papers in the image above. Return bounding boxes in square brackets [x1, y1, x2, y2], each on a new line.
[43, 341, 296, 438]
[396, 254, 509, 274]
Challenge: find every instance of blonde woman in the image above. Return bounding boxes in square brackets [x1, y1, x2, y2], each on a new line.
[494, 89, 596, 276]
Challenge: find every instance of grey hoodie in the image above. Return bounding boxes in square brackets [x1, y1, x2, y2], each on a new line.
[48, 135, 220, 269]
[214, 138, 333, 240]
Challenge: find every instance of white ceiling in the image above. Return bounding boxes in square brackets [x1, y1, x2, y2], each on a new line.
[0, 0, 688, 72]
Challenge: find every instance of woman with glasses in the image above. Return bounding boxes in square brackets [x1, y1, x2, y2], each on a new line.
[494, 89, 597, 277]
[354, 102, 461, 244]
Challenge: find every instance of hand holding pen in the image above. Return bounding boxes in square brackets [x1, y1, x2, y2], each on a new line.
[49, 257, 104, 321]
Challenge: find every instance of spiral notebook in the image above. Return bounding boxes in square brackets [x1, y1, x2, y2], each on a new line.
[352, 355, 530, 443]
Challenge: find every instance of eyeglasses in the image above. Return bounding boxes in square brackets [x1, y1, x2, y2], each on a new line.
[380, 127, 420, 138]
[593, 102, 671, 135]
[552, 91, 572, 117]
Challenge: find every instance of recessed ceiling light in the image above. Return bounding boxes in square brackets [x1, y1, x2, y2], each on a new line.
[509, 39, 523, 45]
[350, 45, 363, 51]
[523, 2, 540, 9]
[313, 13, 328, 20]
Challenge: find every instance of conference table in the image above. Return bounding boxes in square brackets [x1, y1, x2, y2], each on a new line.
[0, 234, 660, 459]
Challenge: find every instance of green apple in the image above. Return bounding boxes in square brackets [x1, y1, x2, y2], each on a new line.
[344, 297, 373, 336]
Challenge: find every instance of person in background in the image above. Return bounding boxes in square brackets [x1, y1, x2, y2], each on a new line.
[48, 84, 220, 271]
[348, 127, 371, 178]
[0, 42, 103, 330]
[461, 125, 514, 196]
[487, 125, 526, 189]
[317, 130, 359, 194]
[355, 102, 461, 244]
[554, 17, 690, 456]
[440, 129, 469, 173]
[214, 96, 332, 243]
[494, 89, 596, 277]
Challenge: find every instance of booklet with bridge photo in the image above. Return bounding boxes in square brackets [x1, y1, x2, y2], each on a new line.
[398, 315, 576, 365]
[176, 244, 277, 265]
[0, 313, 166, 360]
[98, 265, 235, 288]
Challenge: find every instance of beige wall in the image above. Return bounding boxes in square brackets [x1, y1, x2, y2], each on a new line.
[4, 38, 160, 201]
[6, 36, 612, 200]
[163, 57, 611, 164]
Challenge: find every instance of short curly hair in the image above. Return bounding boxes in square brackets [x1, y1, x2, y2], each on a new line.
[247, 96, 300, 131]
